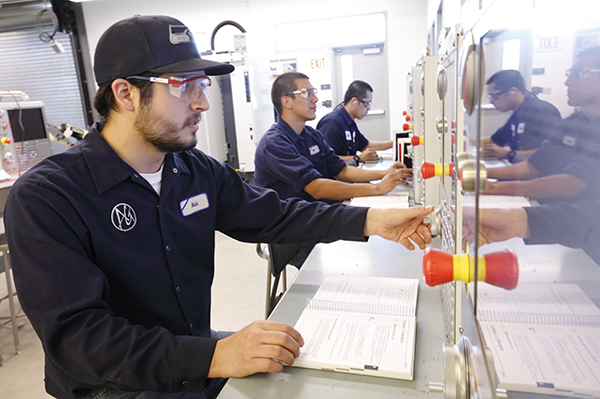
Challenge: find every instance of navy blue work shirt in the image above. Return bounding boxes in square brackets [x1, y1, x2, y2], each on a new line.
[525, 200, 600, 266]
[254, 117, 347, 203]
[4, 123, 369, 399]
[491, 94, 561, 151]
[317, 105, 370, 156]
[528, 111, 600, 202]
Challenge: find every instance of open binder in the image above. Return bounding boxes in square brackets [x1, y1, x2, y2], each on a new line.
[291, 274, 418, 380]
[475, 283, 600, 397]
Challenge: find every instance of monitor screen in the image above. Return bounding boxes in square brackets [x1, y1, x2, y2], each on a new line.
[8, 107, 48, 142]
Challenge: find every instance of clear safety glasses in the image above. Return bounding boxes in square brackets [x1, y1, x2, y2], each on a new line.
[286, 87, 318, 99]
[565, 68, 600, 80]
[127, 75, 212, 103]
[357, 98, 372, 108]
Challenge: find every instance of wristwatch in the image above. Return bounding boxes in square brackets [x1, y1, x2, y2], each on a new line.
[507, 150, 516, 162]
[353, 155, 360, 164]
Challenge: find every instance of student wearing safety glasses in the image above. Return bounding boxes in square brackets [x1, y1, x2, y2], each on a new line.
[481, 69, 561, 163]
[4, 15, 433, 399]
[254, 72, 411, 205]
[485, 46, 600, 203]
[316, 80, 393, 166]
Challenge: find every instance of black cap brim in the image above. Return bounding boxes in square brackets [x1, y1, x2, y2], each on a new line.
[150, 58, 234, 76]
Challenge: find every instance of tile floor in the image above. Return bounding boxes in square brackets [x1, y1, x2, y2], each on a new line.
[0, 232, 296, 398]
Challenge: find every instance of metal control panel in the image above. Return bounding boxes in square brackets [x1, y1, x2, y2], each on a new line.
[0, 101, 53, 175]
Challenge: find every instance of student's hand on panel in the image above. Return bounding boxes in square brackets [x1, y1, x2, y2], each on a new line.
[462, 207, 530, 248]
[208, 320, 304, 378]
[481, 143, 509, 159]
[364, 206, 434, 250]
[359, 148, 380, 162]
[375, 168, 410, 194]
[387, 160, 409, 172]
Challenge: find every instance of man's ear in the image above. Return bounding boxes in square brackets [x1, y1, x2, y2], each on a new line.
[282, 95, 293, 111]
[111, 79, 137, 112]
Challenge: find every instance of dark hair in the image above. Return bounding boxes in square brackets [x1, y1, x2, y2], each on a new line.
[577, 45, 600, 67]
[343, 80, 373, 105]
[271, 72, 310, 115]
[93, 71, 158, 122]
[485, 70, 526, 93]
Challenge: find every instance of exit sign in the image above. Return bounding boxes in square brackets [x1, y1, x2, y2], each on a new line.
[311, 57, 326, 69]
[534, 35, 561, 52]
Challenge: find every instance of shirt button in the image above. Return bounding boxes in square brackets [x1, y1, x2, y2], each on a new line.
[166, 245, 171, 251]
[189, 323, 193, 330]
[173, 168, 178, 174]
[182, 381, 189, 386]
[176, 286, 181, 292]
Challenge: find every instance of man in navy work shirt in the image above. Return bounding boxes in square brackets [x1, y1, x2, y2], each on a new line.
[254, 72, 410, 204]
[485, 46, 600, 203]
[482, 70, 561, 163]
[316, 80, 393, 166]
[4, 15, 433, 399]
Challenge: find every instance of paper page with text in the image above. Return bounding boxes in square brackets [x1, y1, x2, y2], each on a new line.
[479, 321, 600, 396]
[291, 275, 418, 380]
[476, 283, 600, 397]
[476, 283, 600, 326]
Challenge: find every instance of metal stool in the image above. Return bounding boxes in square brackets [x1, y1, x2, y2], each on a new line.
[0, 234, 20, 365]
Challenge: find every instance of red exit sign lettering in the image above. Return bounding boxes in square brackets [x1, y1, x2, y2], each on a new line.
[311, 58, 326, 69]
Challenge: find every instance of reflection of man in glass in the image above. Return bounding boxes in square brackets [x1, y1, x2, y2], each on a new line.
[485, 46, 600, 203]
[463, 201, 600, 266]
[482, 70, 562, 163]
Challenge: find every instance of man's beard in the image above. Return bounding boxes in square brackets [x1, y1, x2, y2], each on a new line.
[134, 101, 200, 153]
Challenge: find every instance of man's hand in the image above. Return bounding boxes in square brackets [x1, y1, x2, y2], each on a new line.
[208, 320, 304, 378]
[358, 148, 379, 162]
[482, 143, 509, 159]
[374, 168, 411, 195]
[462, 207, 530, 247]
[386, 161, 409, 172]
[364, 206, 434, 250]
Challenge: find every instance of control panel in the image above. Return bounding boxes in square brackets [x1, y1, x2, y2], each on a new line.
[0, 101, 53, 175]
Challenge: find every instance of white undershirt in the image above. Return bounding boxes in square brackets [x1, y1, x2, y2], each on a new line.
[140, 163, 164, 194]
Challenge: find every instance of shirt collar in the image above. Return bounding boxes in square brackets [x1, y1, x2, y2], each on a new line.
[338, 106, 356, 126]
[82, 122, 190, 195]
[276, 116, 309, 143]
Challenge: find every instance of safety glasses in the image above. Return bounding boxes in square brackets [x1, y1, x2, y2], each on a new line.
[285, 87, 318, 99]
[565, 68, 600, 80]
[127, 75, 211, 103]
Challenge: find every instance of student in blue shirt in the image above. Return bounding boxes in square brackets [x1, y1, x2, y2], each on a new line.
[481, 70, 561, 163]
[316, 80, 393, 166]
[485, 46, 600, 203]
[254, 72, 410, 204]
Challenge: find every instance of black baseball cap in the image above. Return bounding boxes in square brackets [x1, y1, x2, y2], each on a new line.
[94, 15, 234, 85]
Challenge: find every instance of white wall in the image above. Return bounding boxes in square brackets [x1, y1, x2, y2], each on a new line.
[80, 0, 427, 136]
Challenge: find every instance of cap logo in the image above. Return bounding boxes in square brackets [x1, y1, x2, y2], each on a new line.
[169, 24, 193, 45]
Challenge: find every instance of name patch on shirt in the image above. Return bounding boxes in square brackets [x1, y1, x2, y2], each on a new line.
[309, 145, 320, 155]
[180, 193, 209, 217]
[562, 135, 577, 147]
[345, 130, 352, 141]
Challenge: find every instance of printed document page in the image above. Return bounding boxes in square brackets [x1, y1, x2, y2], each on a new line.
[480, 321, 600, 396]
[292, 275, 418, 380]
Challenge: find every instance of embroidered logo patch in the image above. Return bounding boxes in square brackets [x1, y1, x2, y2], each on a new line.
[517, 122, 525, 134]
[180, 193, 209, 217]
[345, 131, 352, 140]
[169, 25, 193, 45]
[309, 145, 320, 155]
[111, 203, 137, 232]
